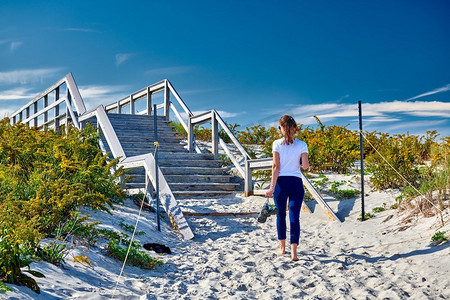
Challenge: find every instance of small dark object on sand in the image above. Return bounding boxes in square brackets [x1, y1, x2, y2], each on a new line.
[143, 243, 171, 254]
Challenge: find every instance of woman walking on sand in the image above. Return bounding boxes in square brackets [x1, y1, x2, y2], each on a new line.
[265, 115, 309, 261]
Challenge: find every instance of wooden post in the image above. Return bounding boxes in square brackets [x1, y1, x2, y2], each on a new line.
[244, 160, 253, 197]
[55, 87, 60, 132]
[130, 95, 135, 115]
[187, 117, 194, 153]
[33, 101, 38, 127]
[164, 80, 170, 120]
[117, 101, 122, 114]
[66, 88, 72, 134]
[358, 101, 365, 221]
[154, 104, 161, 231]
[25, 107, 30, 126]
[212, 111, 219, 159]
[146, 87, 152, 115]
[43, 95, 48, 128]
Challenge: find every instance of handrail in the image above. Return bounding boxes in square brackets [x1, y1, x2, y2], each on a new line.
[99, 78, 254, 196]
[244, 158, 340, 222]
[81, 105, 194, 240]
[9, 73, 85, 130]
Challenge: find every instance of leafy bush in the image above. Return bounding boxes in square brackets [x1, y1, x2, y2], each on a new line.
[336, 189, 359, 199]
[106, 239, 163, 269]
[372, 206, 386, 213]
[431, 231, 448, 244]
[0, 119, 125, 293]
[36, 243, 66, 266]
[358, 212, 375, 221]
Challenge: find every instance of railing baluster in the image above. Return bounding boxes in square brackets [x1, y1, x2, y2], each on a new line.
[146, 87, 152, 115]
[130, 95, 135, 115]
[212, 111, 219, 159]
[55, 87, 60, 131]
[164, 80, 170, 120]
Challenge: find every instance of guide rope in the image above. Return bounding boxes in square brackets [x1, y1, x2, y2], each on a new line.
[359, 130, 444, 217]
[111, 143, 159, 299]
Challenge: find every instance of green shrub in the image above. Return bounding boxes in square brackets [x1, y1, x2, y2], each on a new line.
[358, 212, 375, 221]
[337, 189, 359, 199]
[36, 243, 66, 266]
[106, 239, 162, 269]
[431, 231, 448, 244]
[0, 119, 125, 293]
[372, 206, 385, 213]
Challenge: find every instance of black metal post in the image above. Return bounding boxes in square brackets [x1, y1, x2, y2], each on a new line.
[358, 101, 365, 221]
[154, 104, 161, 231]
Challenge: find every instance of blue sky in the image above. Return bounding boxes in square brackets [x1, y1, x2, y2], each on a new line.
[1, 0, 449, 138]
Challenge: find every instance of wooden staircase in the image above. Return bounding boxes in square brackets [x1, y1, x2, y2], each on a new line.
[102, 113, 238, 198]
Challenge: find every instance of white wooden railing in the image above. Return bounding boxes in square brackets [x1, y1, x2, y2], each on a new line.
[9, 73, 86, 131]
[78, 105, 194, 240]
[102, 79, 256, 194]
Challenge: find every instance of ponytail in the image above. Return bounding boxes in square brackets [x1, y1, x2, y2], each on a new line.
[279, 115, 297, 145]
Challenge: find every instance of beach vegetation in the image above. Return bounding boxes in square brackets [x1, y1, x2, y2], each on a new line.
[358, 212, 375, 221]
[72, 255, 92, 267]
[431, 231, 448, 245]
[0, 119, 125, 293]
[372, 206, 386, 213]
[36, 243, 66, 266]
[119, 219, 145, 236]
[106, 239, 163, 269]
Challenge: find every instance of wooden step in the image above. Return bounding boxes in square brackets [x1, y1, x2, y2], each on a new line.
[169, 182, 238, 191]
[158, 159, 222, 168]
[173, 190, 235, 198]
[125, 174, 231, 184]
[159, 166, 226, 175]
[165, 174, 232, 183]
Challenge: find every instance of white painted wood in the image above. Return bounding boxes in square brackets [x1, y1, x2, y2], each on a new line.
[248, 158, 272, 170]
[142, 153, 194, 240]
[191, 111, 213, 125]
[215, 111, 251, 159]
[164, 80, 170, 119]
[219, 139, 245, 177]
[166, 80, 192, 117]
[170, 103, 189, 132]
[95, 105, 126, 159]
[245, 158, 340, 222]
[130, 95, 135, 115]
[301, 174, 340, 222]
[212, 112, 218, 159]
[146, 87, 152, 115]
[120, 153, 194, 240]
[22, 97, 66, 124]
[66, 72, 86, 115]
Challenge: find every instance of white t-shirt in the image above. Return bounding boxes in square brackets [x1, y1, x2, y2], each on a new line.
[272, 138, 308, 178]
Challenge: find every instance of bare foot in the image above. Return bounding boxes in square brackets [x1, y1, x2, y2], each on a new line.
[276, 249, 286, 255]
[291, 256, 299, 261]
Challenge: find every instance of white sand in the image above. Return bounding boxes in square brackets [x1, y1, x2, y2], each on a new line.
[4, 174, 450, 299]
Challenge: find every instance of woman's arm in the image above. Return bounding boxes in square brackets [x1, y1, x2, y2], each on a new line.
[265, 151, 280, 197]
[301, 152, 309, 170]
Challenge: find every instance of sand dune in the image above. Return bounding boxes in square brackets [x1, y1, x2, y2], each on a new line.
[5, 174, 450, 299]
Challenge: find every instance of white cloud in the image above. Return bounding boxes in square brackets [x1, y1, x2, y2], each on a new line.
[115, 53, 133, 66]
[79, 85, 128, 110]
[0, 87, 34, 100]
[9, 41, 22, 52]
[291, 101, 450, 122]
[406, 83, 450, 101]
[0, 68, 62, 85]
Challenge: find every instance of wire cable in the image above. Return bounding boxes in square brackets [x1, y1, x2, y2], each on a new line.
[111, 143, 160, 299]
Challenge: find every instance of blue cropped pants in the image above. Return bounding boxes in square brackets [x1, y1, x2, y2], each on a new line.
[273, 176, 304, 245]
